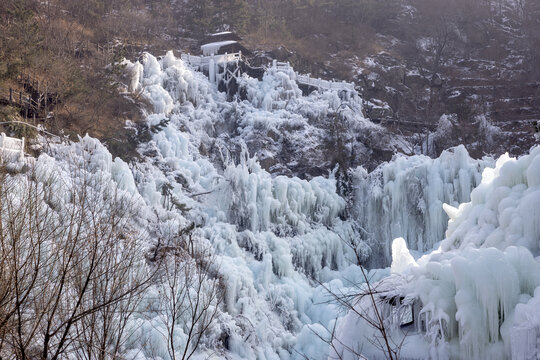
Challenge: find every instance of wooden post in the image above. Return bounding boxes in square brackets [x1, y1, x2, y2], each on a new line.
[9, 88, 12, 104]
[19, 92, 22, 105]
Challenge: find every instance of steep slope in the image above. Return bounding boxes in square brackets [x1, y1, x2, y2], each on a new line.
[245, 0, 540, 160]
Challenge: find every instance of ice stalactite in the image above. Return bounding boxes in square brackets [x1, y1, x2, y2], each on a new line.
[218, 155, 345, 234]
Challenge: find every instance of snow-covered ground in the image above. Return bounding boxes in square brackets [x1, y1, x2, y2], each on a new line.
[6, 51, 539, 359]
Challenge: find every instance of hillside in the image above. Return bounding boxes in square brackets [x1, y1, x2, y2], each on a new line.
[1, 0, 538, 165]
[241, 0, 540, 158]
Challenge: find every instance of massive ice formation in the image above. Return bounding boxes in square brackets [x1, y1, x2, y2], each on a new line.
[352, 145, 492, 267]
[8, 50, 537, 360]
[334, 146, 540, 360]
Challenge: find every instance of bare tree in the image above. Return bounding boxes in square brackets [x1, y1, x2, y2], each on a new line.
[0, 159, 155, 359]
[157, 228, 222, 360]
[299, 231, 403, 360]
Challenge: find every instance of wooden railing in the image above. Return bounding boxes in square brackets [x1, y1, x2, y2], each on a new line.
[0, 87, 42, 119]
[296, 74, 356, 92]
[180, 52, 357, 94]
[270, 59, 356, 92]
[181, 52, 243, 66]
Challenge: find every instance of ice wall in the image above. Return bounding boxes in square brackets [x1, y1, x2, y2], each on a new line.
[114, 52, 367, 360]
[333, 146, 540, 360]
[352, 145, 492, 266]
[442, 146, 540, 254]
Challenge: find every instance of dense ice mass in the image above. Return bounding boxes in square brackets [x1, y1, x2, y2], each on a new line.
[8, 51, 539, 359]
[333, 146, 540, 360]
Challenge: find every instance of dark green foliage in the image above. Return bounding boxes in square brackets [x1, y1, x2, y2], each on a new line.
[150, 118, 171, 133]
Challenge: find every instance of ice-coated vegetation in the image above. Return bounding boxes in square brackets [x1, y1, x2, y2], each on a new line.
[3, 51, 539, 360]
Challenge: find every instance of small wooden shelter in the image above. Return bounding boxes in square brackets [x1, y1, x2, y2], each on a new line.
[200, 32, 251, 56]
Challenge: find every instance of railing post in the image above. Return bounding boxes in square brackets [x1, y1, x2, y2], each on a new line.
[209, 54, 216, 84]
[20, 137, 25, 161]
[9, 88, 12, 104]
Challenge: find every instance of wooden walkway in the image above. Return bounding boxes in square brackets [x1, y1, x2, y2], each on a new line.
[180, 52, 357, 96]
[0, 72, 60, 121]
[181, 52, 242, 67]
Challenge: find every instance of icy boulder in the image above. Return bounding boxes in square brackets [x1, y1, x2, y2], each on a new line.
[123, 51, 218, 114]
[442, 146, 540, 254]
[332, 245, 540, 360]
[391, 237, 417, 274]
[239, 69, 303, 111]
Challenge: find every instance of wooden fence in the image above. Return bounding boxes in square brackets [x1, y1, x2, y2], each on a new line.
[0, 87, 42, 120]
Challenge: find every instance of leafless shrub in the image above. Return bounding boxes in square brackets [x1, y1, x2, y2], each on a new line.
[157, 228, 222, 360]
[0, 160, 155, 359]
